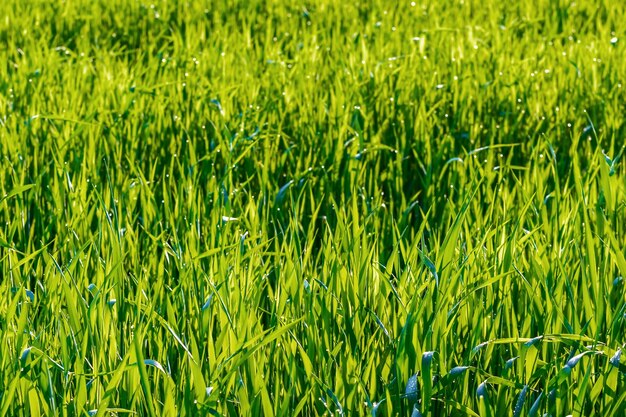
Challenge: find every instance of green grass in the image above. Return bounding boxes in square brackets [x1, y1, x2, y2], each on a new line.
[1, 0, 625, 415]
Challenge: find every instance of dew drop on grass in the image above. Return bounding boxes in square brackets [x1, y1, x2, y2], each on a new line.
[20, 346, 32, 365]
[144, 359, 166, 373]
[524, 335, 543, 347]
[472, 340, 490, 354]
[565, 351, 594, 369]
[543, 193, 553, 205]
[210, 99, 224, 115]
[411, 404, 423, 417]
[275, 180, 294, 206]
[513, 385, 528, 417]
[445, 157, 463, 165]
[371, 401, 381, 417]
[476, 381, 488, 399]
[610, 349, 621, 367]
[547, 388, 558, 406]
[25, 289, 34, 302]
[405, 373, 419, 404]
[528, 392, 543, 417]
[202, 295, 213, 311]
[107, 299, 117, 307]
[505, 356, 519, 370]
[449, 366, 468, 376]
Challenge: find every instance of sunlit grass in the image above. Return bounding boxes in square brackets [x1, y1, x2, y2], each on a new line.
[0, 0, 625, 416]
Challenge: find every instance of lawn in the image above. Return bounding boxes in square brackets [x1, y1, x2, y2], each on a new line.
[0, 0, 625, 415]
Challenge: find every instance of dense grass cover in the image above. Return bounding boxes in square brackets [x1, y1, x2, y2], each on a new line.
[1, 0, 625, 415]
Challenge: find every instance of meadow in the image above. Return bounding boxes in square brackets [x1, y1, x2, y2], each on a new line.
[0, 0, 625, 415]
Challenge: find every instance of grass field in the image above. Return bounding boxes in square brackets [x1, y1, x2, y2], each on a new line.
[1, 0, 625, 415]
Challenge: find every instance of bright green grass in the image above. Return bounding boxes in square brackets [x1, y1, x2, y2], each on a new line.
[1, 0, 625, 416]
